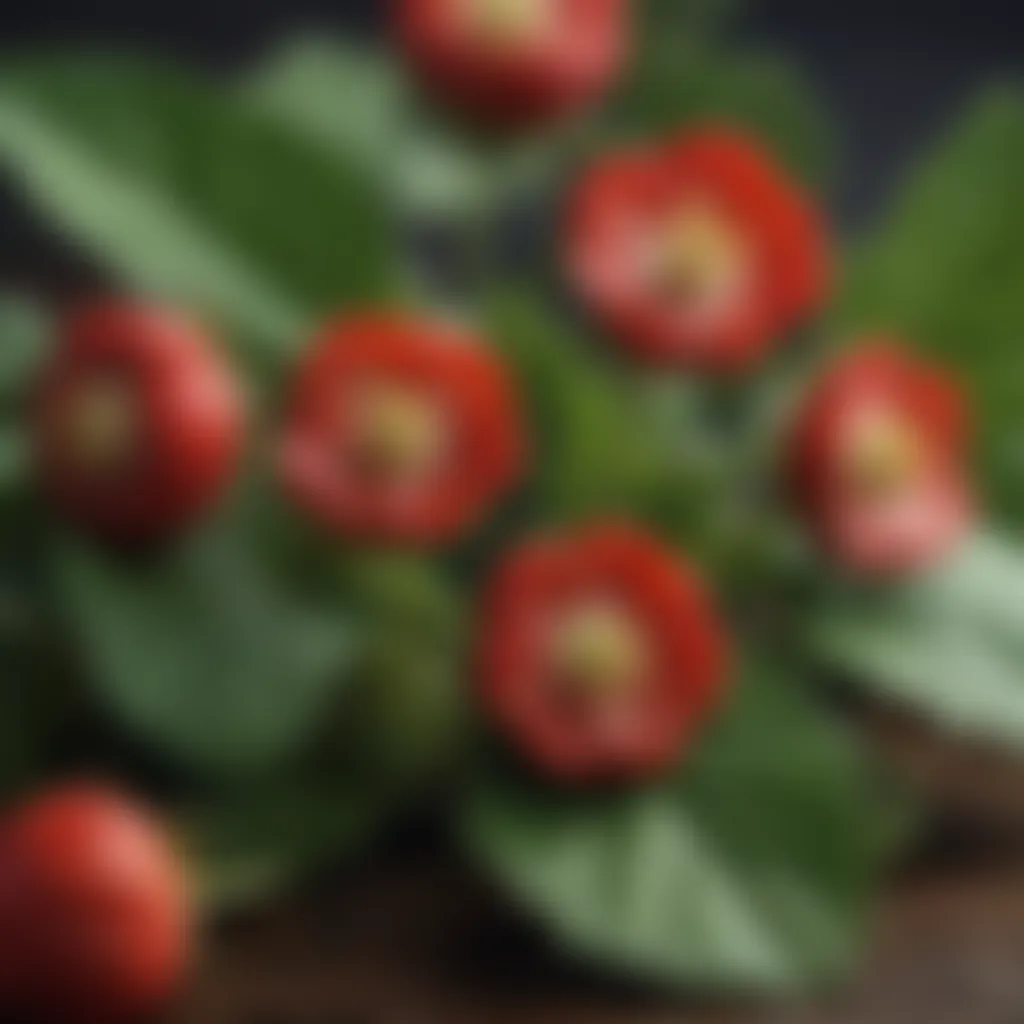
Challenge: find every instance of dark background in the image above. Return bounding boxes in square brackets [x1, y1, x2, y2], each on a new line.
[0, 0, 1020, 225]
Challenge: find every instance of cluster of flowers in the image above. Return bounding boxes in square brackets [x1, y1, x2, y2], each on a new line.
[0, 1, 976, 1019]
[33, 155, 971, 787]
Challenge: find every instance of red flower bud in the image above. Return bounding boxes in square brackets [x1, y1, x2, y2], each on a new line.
[478, 523, 730, 783]
[565, 129, 831, 371]
[35, 302, 245, 544]
[278, 313, 526, 545]
[789, 342, 972, 575]
[0, 784, 192, 1023]
[393, 0, 628, 130]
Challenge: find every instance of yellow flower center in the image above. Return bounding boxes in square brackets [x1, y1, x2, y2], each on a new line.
[654, 205, 749, 312]
[349, 383, 446, 484]
[844, 411, 923, 499]
[551, 599, 648, 700]
[464, 0, 552, 48]
[65, 377, 139, 476]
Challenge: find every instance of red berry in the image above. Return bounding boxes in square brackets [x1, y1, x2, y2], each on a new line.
[565, 129, 831, 371]
[789, 342, 972, 575]
[478, 523, 730, 784]
[35, 301, 244, 544]
[0, 784, 192, 1023]
[394, 0, 628, 131]
[278, 313, 526, 545]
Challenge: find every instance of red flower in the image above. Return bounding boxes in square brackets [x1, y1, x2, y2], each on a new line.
[0, 784, 192, 1023]
[478, 523, 730, 783]
[393, 0, 628, 130]
[36, 301, 244, 543]
[789, 342, 972, 575]
[278, 314, 526, 545]
[565, 129, 831, 371]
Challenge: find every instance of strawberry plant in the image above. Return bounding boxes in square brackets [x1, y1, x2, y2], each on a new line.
[0, 1, 1020, 1016]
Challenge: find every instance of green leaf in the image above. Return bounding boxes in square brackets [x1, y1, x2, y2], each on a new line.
[462, 665, 889, 992]
[839, 89, 1024, 527]
[335, 553, 468, 789]
[0, 521, 76, 800]
[0, 294, 49, 498]
[0, 432, 30, 498]
[245, 36, 590, 220]
[0, 598, 63, 799]
[0, 293, 49, 409]
[483, 294, 789, 593]
[53, 528, 359, 779]
[0, 670, 55, 801]
[185, 774, 382, 912]
[0, 56, 396, 360]
[485, 292, 822, 594]
[811, 530, 1024, 751]
[186, 555, 466, 911]
[610, 44, 834, 185]
[484, 292, 706, 529]
[637, 0, 745, 42]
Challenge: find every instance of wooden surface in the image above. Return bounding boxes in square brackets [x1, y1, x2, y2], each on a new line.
[177, 835, 1024, 1024]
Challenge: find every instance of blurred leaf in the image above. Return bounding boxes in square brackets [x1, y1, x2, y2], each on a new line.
[189, 555, 467, 910]
[339, 550, 463, 646]
[54, 529, 359, 779]
[484, 294, 796, 596]
[0, 293, 49, 408]
[637, 0, 745, 43]
[0, 294, 49, 498]
[0, 589, 64, 800]
[186, 774, 382, 912]
[336, 553, 467, 789]
[485, 292, 707, 529]
[839, 89, 1024, 527]
[611, 44, 834, 186]
[0, 669, 56, 802]
[0, 510, 76, 801]
[462, 664, 889, 992]
[811, 530, 1024, 751]
[245, 36, 591, 220]
[245, 37, 406, 185]
[246, 37, 406, 166]
[0, 432, 30, 497]
[0, 57, 396, 360]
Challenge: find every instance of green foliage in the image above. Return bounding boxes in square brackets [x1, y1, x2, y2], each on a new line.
[0, 57, 396, 361]
[610, 43, 834, 186]
[187, 553, 466, 909]
[812, 531, 1024, 750]
[462, 663, 890, 992]
[0, 294, 49, 409]
[484, 292, 706, 530]
[636, 0, 745, 43]
[53, 527, 360, 779]
[0, 295, 48, 498]
[246, 37, 591, 221]
[156, 549, 466, 910]
[334, 553, 467, 790]
[483, 292, 808, 597]
[618, 0, 828, 184]
[247, 25, 833, 231]
[0, 579, 66, 802]
[186, 773, 383, 912]
[839, 90, 1024, 528]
